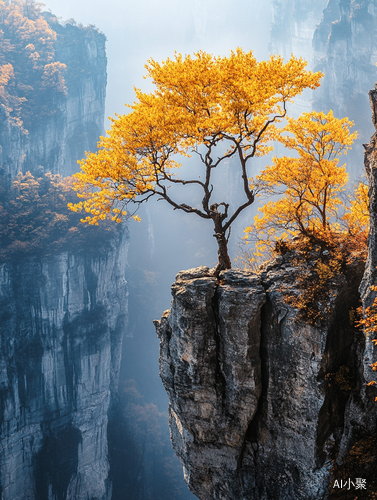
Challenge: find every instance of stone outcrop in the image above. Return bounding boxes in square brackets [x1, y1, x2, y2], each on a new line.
[156, 84, 377, 499]
[0, 228, 129, 500]
[156, 252, 366, 499]
[155, 267, 265, 499]
[358, 86, 377, 411]
[0, 16, 107, 179]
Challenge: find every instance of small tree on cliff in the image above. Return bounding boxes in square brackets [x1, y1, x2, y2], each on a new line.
[244, 110, 358, 256]
[68, 49, 322, 273]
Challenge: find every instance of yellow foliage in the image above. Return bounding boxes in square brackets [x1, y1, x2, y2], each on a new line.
[0, 62, 13, 86]
[69, 49, 322, 232]
[279, 239, 345, 325]
[244, 110, 356, 256]
[42, 61, 67, 93]
[0, 171, 119, 261]
[357, 285, 377, 338]
[342, 180, 369, 239]
[0, 62, 25, 126]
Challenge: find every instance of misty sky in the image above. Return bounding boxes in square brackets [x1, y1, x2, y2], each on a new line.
[43, 0, 272, 127]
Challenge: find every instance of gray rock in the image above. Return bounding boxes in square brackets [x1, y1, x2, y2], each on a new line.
[312, 0, 377, 176]
[155, 270, 265, 500]
[0, 228, 129, 500]
[356, 88, 377, 425]
[156, 254, 365, 499]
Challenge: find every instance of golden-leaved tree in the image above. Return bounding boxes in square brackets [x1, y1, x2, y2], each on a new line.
[244, 110, 358, 256]
[69, 49, 322, 273]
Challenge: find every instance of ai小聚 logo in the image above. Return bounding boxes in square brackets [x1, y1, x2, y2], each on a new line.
[332, 478, 366, 490]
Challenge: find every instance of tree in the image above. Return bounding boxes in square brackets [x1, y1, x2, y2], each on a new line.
[0, 0, 66, 130]
[68, 49, 322, 273]
[342, 180, 369, 242]
[243, 110, 357, 255]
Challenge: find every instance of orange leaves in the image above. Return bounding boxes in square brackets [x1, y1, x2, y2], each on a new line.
[69, 49, 323, 225]
[0, 62, 13, 86]
[280, 110, 356, 160]
[0, 0, 56, 57]
[357, 300, 377, 338]
[342, 181, 369, 240]
[41, 62, 67, 93]
[244, 111, 356, 255]
[0, 62, 25, 126]
[144, 49, 322, 149]
[0, 170, 119, 261]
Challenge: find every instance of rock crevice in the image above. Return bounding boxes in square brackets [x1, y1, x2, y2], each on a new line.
[0, 228, 129, 500]
[156, 252, 368, 499]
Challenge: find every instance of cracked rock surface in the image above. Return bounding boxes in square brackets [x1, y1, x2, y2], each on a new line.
[155, 267, 265, 500]
[156, 256, 365, 499]
[0, 229, 128, 500]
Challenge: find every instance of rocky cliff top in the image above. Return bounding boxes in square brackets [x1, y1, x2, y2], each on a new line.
[156, 235, 375, 499]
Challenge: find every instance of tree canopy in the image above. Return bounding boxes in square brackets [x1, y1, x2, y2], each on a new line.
[244, 110, 358, 256]
[69, 48, 322, 272]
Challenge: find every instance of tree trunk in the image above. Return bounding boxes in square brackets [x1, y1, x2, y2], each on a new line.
[214, 231, 232, 274]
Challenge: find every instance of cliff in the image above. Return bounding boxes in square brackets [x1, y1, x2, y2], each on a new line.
[359, 86, 377, 410]
[154, 86, 377, 499]
[312, 0, 377, 172]
[0, 227, 129, 500]
[270, 0, 327, 64]
[0, 14, 107, 179]
[270, 1, 377, 174]
[313, 0, 377, 122]
[269, 0, 327, 116]
[0, 5, 133, 499]
[156, 253, 367, 499]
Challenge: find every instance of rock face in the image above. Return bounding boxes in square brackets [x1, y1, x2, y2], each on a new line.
[359, 87, 377, 410]
[0, 228, 129, 500]
[269, 0, 327, 116]
[155, 267, 265, 499]
[270, 0, 377, 174]
[313, 0, 377, 120]
[312, 0, 377, 172]
[270, 0, 327, 64]
[0, 17, 107, 179]
[156, 254, 366, 499]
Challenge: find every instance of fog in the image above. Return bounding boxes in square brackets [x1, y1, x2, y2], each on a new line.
[43, 0, 272, 125]
[41, 0, 275, 402]
[34, 2, 283, 496]
[2, 0, 372, 498]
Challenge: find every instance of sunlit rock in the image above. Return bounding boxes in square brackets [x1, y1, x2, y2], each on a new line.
[157, 254, 365, 499]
